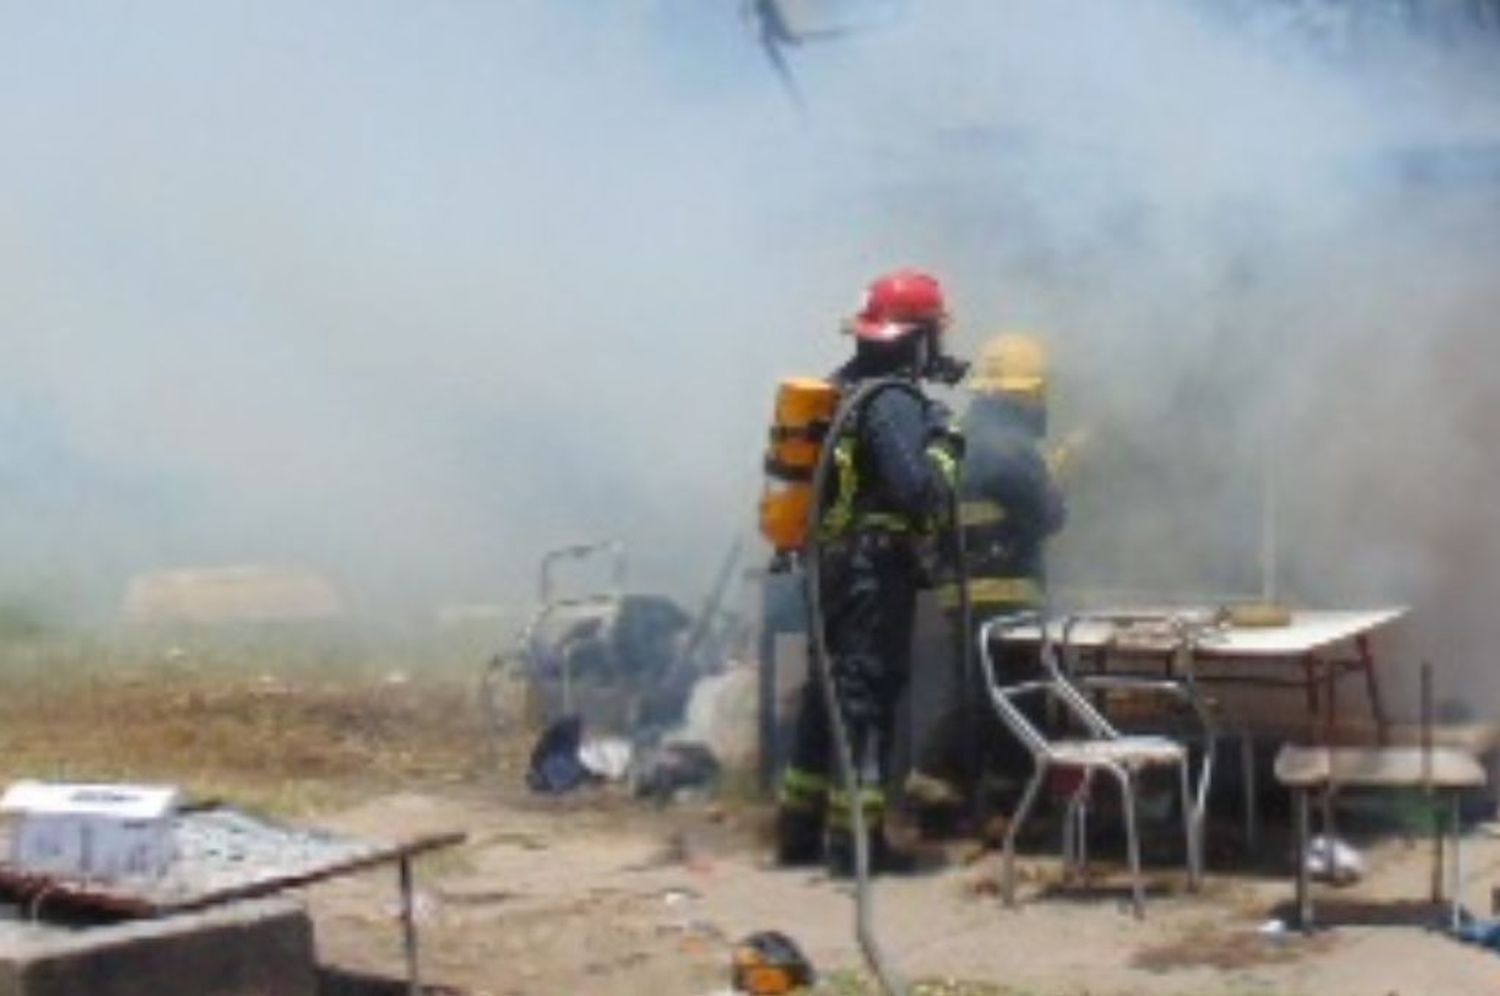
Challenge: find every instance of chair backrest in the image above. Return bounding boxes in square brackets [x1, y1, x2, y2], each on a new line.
[977, 612, 1123, 761]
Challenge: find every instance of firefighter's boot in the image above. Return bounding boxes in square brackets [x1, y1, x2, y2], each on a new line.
[775, 767, 829, 867]
[775, 807, 825, 867]
[826, 827, 921, 878]
[826, 785, 919, 877]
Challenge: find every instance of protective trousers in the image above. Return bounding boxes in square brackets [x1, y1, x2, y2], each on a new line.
[914, 596, 1040, 796]
[778, 532, 918, 862]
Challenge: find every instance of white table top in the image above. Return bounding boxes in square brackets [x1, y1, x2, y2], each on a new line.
[995, 607, 1408, 658]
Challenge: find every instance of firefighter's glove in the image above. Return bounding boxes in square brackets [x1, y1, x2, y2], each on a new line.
[926, 429, 964, 467]
[923, 409, 964, 517]
[923, 402, 965, 466]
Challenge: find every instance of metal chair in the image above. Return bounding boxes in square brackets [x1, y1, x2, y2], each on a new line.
[1057, 611, 1259, 858]
[981, 612, 1202, 917]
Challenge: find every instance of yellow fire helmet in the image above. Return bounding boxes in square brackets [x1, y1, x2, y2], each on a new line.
[967, 331, 1049, 403]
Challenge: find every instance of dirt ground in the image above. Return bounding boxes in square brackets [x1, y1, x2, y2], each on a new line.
[303, 783, 1500, 996]
[2, 663, 1500, 996]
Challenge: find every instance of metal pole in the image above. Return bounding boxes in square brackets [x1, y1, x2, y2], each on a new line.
[399, 856, 421, 996]
[1451, 793, 1463, 931]
[1423, 662, 1441, 904]
[1260, 442, 1278, 605]
[1296, 788, 1312, 930]
[1240, 728, 1259, 854]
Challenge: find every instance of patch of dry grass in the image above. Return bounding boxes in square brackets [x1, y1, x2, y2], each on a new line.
[1131, 918, 1335, 974]
[0, 641, 498, 814]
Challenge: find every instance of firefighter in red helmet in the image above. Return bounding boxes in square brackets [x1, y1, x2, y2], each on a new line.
[774, 268, 965, 876]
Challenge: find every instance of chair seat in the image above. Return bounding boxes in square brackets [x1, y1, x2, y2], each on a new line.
[1049, 736, 1187, 769]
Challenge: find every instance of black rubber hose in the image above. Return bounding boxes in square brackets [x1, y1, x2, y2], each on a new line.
[949, 459, 977, 830]
[802, 375, 969, 996]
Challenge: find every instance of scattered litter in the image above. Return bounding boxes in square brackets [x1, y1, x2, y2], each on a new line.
[527, 720, 712, 795]
[1442, 908, 1500, 959]
[659, 917, 726, 941]
[679, 921, 726, 950]
[525, 716, 594, 794]
[1258, 918, 1288, 942]
[1305, 834, 1365, 885]
[432, 887, 516, 907]
[632, 741, 721, 803]
[967, 875, 1002, 899]
[579, 736, 634, 781]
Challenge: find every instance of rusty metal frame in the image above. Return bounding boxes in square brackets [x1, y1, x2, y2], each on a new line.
[0, 815, 465, 996]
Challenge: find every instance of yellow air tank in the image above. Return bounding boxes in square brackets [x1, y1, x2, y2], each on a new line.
[758, 377, 839, 555]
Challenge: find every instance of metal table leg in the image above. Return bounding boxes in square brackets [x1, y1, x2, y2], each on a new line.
[1239, 729, 1259, 854]
[399, 855, 421, 996]
[1324, 660, 1338, 744]
[1450, 792, 1463, 931]
[1431, 794, 1446, 905]
[1295, 787, 1312, 930]
[1320, 784, 1335, 846]
[1356, 635, 1389, 746]
[1302, 655, 1320, 742]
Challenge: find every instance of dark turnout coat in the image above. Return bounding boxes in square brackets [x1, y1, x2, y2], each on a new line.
[951, 395, 1065, 608]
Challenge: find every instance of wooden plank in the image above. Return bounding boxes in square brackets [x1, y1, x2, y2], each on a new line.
[1274, 746, 1486, 789]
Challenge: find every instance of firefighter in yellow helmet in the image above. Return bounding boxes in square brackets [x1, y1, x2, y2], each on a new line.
[952, 332, 1065, 611]
[908, 332, 1067, 821]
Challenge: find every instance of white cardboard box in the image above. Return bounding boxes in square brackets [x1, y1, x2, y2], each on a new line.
[1, 781, 180, 882]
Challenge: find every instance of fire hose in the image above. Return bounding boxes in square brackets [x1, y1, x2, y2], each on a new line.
[801, 376, 973, 996]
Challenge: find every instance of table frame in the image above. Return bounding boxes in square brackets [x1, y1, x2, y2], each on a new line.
[1000, 609, 1406, 747]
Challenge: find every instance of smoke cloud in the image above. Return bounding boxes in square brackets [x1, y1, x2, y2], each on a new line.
[2, 0, 1498, 709]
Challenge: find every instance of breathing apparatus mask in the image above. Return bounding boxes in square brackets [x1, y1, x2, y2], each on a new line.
[852, 322, 969, 386]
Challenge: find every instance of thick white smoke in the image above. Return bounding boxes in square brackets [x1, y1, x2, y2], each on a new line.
[2, 0, 1498, 710]
[785, 0, 1500, 707]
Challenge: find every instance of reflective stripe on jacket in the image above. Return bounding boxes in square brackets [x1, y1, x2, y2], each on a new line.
[937, 574, 1044, 610]
[819, 386, 959, 539]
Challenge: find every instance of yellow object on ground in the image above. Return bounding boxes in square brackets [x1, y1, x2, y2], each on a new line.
[731, 930, 816, 995]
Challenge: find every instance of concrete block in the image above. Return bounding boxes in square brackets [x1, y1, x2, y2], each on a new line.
[0, 897, 317, 996]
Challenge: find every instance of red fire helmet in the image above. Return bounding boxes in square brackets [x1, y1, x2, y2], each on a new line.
[848, 268, 947, 343]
